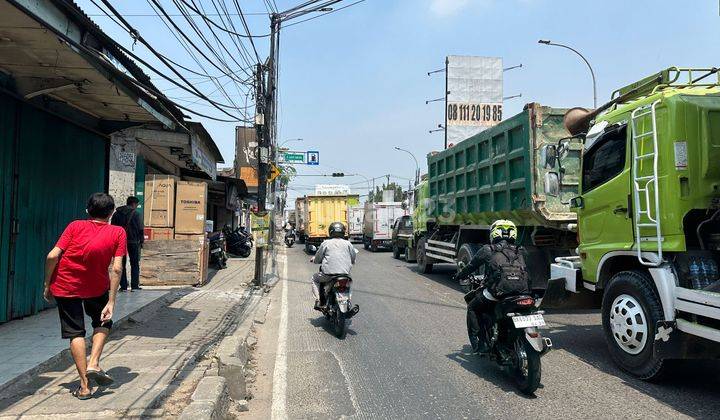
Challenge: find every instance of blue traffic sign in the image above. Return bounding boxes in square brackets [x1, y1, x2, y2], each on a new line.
[306, 151, 319, 165]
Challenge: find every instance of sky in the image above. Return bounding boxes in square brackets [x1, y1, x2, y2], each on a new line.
[76, 0, 720, 205]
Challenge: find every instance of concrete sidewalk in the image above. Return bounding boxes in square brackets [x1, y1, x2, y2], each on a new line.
[0, 259, 254, 419]
[0, 288, 172, 390]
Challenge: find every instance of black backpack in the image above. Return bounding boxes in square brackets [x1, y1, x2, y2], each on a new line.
[486, 243, 530, 298]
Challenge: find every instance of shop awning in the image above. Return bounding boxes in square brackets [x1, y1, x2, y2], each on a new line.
[0, 0, 184, 132]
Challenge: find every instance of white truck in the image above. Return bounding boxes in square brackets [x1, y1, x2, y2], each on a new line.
[363, 201, 406, 252]
[348, 205, 364, 243]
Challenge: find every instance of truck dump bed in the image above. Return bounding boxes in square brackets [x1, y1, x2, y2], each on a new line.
[306, 195, 349, 240]
[426, 103, 580, 229]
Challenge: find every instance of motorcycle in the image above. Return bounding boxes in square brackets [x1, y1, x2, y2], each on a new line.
[317, 275, 360, 339]
[222, 225, 252, 258]
[207, 231, 228, 269]
[284, 229, 296, 247]
[465, 274, 552, 395]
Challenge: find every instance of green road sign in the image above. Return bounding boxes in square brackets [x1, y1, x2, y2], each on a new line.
[281, 152, 305, 163]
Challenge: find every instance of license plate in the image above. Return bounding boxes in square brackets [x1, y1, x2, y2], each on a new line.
[512, 314, 545, 328]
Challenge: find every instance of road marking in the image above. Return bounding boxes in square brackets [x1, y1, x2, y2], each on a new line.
[271, 251, 288, 420]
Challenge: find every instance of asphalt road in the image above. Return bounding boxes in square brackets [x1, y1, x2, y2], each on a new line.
[248, 245, 720, 420]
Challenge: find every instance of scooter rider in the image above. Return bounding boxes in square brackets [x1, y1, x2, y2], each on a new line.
[311, 222, 357, 310]
[453, 219, 531, 353]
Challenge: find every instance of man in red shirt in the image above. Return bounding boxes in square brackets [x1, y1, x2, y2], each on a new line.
[43, 193, 126, 399]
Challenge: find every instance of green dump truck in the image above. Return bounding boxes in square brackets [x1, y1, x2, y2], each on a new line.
[414, 103, 581, 289]
[550, 68, 720, 379]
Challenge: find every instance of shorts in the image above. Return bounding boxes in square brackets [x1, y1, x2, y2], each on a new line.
[54, 291, 113, 339]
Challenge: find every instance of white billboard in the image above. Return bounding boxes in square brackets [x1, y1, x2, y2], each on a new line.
[314, 184, 351, 195]
[445, 56, 503, 147]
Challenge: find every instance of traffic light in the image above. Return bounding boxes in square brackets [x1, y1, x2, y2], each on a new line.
[332, 172, 345, 177]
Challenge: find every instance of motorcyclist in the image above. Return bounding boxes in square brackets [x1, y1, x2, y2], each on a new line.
[310, 222, 357, 310]
[453, 219, 530, 353]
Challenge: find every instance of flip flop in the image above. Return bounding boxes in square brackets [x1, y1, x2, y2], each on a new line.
[72, 386, 92, 400]
[86, 368, 114, 386]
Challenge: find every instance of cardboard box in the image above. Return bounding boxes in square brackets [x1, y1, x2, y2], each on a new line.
[175, 233, 206, 242]
[146, 227, 174, 240]
[175, 181, 208, 234]
[144, 175, 177, 227]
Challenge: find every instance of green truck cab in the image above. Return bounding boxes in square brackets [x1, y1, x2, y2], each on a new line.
[551, 68, 720, 379]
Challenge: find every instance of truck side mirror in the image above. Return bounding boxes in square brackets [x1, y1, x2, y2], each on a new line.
[570, 196, 584, 209]
[544, 172, 560, 197]
[541, 144, 557, 168]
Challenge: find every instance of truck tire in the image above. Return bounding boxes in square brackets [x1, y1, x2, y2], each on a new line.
[370, 241, 379, 252]
[601, 270, 666, 380]
[392, 244, 401, 259]
[457, 243, 481, 292]
[416, 237, 433, 274]
[363, 238, 369, 250]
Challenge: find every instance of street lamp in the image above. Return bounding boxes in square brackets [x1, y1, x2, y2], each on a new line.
[394, 146, 419, 186]
[279, 138, 303, 148]
[538, 39, 597, 108]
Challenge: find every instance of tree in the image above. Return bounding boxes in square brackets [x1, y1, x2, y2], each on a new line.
[368, 182, 404, 202]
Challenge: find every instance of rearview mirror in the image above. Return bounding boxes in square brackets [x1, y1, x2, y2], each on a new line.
[570, 196, 584, 209]
[544, 172, 560, 197]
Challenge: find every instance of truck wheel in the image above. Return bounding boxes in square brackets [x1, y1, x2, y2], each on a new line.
[370, 241, 378, 252]
[392, 244, 401, 259]
[602, 270, 666, 380]
[405, 246, 416, 263]
[416, 237, 433, 274]
[457, 244, 481, 292]
[363, 238, 369, 250]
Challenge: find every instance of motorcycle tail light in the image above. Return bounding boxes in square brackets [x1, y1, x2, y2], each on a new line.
[517, 298, 535, 306]
[335, 279, 350, 291]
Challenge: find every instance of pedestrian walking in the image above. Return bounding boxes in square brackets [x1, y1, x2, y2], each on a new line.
[111, 196, 144, 291]
[43, 193, 126, 399]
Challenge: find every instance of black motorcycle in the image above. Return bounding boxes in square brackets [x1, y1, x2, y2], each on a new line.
[284, 229, 296, 247]
[465, 274, 552, 395]
[318, 275, 360, 339]
[207, 231, 228, 269]
[222, 226, 252, 258]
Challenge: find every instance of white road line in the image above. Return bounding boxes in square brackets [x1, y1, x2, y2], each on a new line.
[271, 251, 289, 420]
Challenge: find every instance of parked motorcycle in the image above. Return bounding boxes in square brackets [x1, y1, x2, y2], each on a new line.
[465, 274, 552, 395]
[317, 275, 360, 339]
[207, 231, 228, 269]
[284, 229, 296, 247]
[222, 225, 252, 258]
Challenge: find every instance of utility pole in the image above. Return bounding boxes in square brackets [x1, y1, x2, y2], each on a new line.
[252, 1, 346, 285]
[253, 62, 267, 287]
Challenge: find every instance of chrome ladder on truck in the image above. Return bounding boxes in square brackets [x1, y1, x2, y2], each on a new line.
[630, 99, 663, 266]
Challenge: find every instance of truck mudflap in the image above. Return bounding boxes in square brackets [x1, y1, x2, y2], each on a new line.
[654, 320, 720, 360]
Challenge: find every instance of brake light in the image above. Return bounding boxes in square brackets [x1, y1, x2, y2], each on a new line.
[517, 298, 535, 306]
[335, 279, 350, 291]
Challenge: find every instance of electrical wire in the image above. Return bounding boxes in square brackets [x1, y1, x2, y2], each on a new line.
[167, 0, 252, 107]
[95, 0, 249, 120]
[147, 0, 249, 82]
[173, 0, 270, 39]
[284, 0, 366, 28]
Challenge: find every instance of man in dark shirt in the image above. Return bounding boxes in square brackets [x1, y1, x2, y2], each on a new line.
[111, 196, 145, 291]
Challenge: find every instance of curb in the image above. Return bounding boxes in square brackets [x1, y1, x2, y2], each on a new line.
[0, 288, 182, 394]
[179, 286, 271, 418]
[178, 376, 230, 420]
